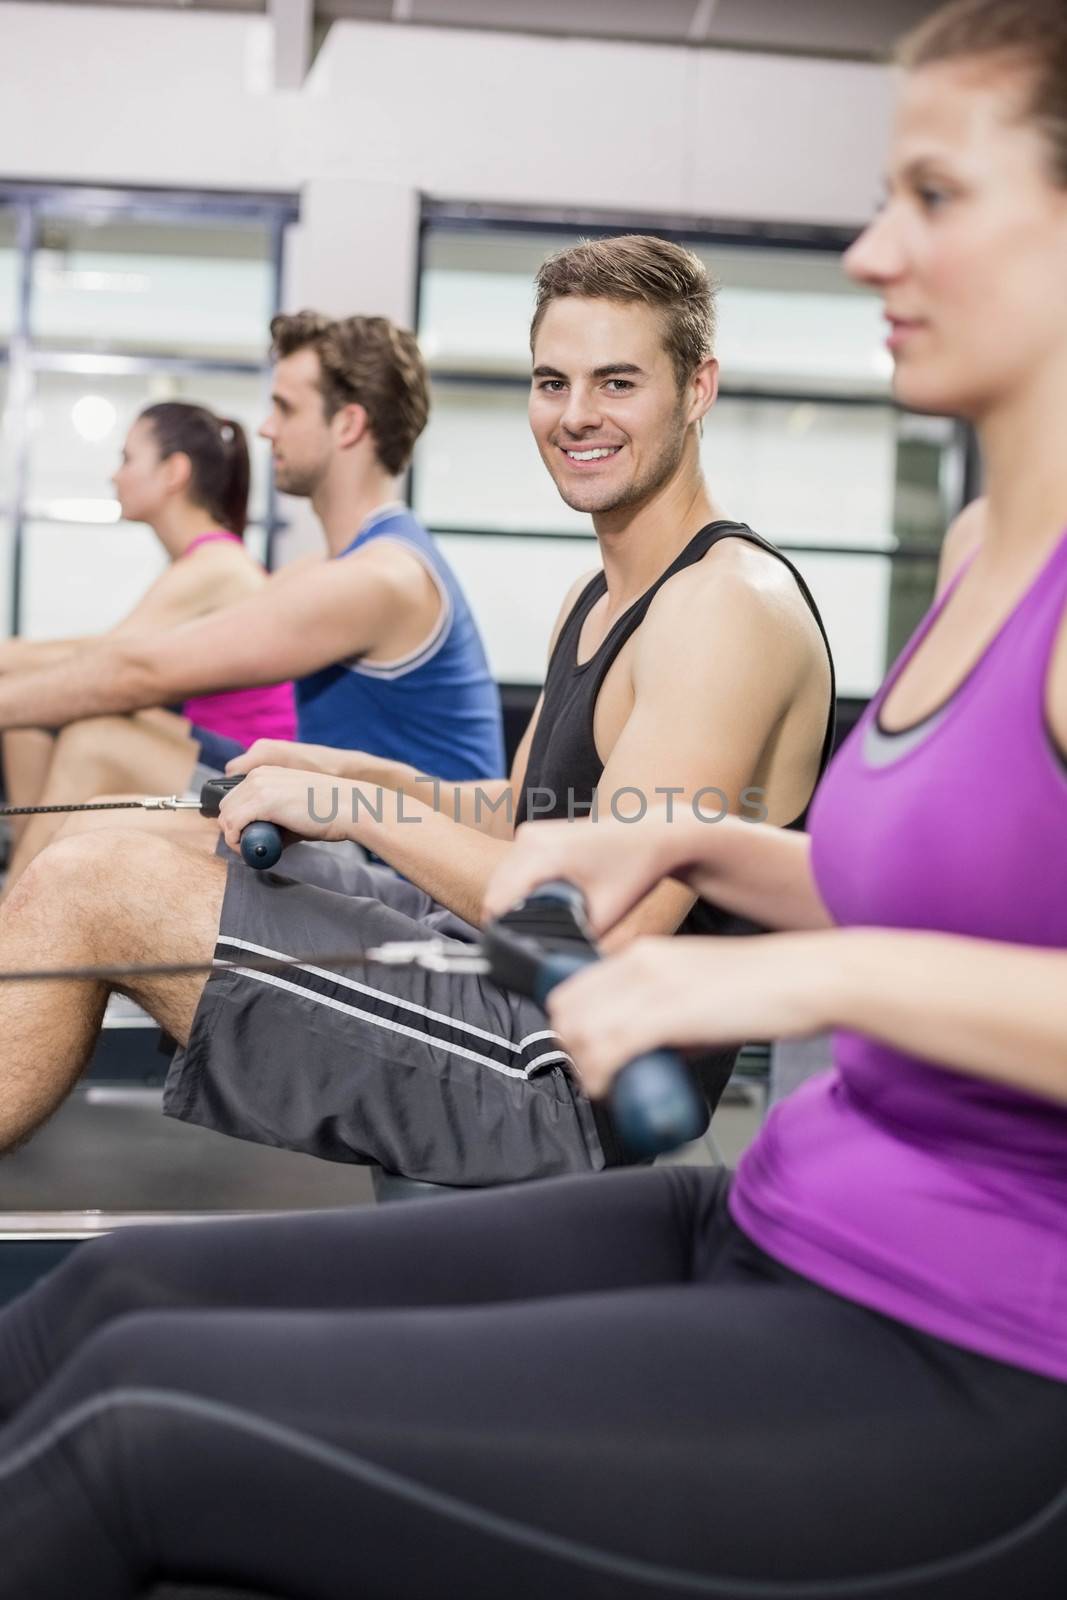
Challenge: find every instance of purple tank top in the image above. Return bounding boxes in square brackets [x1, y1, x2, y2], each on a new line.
[179, 531, 296, 746]
[730, 528, 1067, 1380]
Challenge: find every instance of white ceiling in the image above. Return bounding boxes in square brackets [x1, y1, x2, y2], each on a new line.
[16, 0, 943, 61]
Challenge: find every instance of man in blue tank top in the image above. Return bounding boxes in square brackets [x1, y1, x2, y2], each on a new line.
[0, 239, 831, 1184]
[0, 312, 503, 784]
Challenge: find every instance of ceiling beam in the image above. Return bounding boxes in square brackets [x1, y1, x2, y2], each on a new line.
[270, 0, 313, 89]
[687, 0, 720, 43]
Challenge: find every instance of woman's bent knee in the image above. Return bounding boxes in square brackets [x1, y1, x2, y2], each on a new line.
[53, 714, 130, 759]
[43, 1230, 166, 1344]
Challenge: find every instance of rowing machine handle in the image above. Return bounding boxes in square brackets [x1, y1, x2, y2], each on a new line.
[198, 777, 284, 871]
[525, 881, 706, 1160]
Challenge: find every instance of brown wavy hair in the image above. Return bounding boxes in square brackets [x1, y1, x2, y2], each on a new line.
[270, 311, 430, 475]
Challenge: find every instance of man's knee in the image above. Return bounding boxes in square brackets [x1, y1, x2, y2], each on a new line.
[5, 830, 127, 916]
[9, 830, 218, 925]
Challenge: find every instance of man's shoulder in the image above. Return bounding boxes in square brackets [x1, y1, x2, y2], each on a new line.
[266, 551, 327, 583]
[340, 531, 436, 597]
[648, 531, 799, 623]
[634, 532, 822, 691]
[340, 505, 426, 557]
[337, 507, 434, 575]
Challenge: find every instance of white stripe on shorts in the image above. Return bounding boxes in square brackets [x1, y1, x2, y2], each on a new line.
[216, 936, 573, 1079]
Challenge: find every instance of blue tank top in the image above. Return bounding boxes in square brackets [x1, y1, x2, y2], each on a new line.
[295, 505, 504, 781]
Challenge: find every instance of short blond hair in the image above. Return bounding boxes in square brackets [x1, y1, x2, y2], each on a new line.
[530, 235, 716, 389]
[270, 310, 430, 475]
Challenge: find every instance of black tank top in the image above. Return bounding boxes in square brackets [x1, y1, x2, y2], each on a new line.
[516, 520, 836, 1148]
[518, 520, 835, 849]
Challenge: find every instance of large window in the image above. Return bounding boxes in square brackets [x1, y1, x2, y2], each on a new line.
[31, 219, 275, 361]
[0, 207, 17, 339]
[0, 186, 296, 640]
[414, 212, 967, 697]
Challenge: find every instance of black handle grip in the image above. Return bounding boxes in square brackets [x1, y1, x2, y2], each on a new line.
[237, 821, 284, 870]
[525, 879, 588, 918]
[606, 1052, 708, 1160]
[522, 892, 706, 1160]
[198, 776, 284, 871]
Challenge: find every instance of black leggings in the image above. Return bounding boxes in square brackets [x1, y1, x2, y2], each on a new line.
[0, 1168, 1064, 1599]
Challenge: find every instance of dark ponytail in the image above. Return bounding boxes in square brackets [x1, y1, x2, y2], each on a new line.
[139, 402, 251, 538]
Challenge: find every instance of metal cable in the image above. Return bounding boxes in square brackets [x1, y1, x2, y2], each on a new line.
[0, 800, 149, 818]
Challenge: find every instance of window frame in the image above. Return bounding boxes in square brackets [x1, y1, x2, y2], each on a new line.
[0, 180, 298, 635]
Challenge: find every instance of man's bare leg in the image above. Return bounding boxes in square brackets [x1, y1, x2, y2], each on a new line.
[0, 830, 227, 1151]
[4, 712, 200, 890]
[1, 730, 57, 844]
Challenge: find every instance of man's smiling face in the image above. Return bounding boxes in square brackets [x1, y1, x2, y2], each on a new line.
[528, 297, 695, 516]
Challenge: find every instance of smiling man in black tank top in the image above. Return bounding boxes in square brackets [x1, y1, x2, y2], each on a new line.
[0, 237, 835, 1185]
[520, 239, 836, 880]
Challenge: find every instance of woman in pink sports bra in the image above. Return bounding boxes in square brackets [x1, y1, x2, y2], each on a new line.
[0, 402, 295, 888]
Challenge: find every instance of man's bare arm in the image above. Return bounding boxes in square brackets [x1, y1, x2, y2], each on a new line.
[329, 571, 593, 836]
[340, 695, 544, 839]
[225, 709, 539, 841]
[0, 544, 422, 731]
[227, 569, 596, 838]
[0, 637, 90, 674]
[0, 539, 267, 679]
[589, 556, 824, 949]
[226, 560, 819, 933]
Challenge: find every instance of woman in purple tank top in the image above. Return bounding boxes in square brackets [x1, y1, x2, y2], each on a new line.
[0, 402, 294, 889]
[484, 1, 1067, 1592]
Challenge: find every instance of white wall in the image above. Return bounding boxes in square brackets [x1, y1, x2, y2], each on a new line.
[0, 4, 891, 299]
[1, 3, 895, 679]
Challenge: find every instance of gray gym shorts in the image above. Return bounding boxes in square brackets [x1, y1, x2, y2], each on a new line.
[163, 850, 607, 1186]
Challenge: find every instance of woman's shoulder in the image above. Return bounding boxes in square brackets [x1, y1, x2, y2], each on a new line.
[934, 498, 986, 599]
[171, 535, 268, 606]
[194, 533, 266, 570]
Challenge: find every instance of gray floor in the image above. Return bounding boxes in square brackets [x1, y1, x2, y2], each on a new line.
[0, 1080, 764, 1218]
[0, 1085, 374, 1216]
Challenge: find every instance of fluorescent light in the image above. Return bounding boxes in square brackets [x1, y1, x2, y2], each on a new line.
[43, 268, 151, 294]
[38, 498, 121, 524]
[71, 394, 117, 443]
